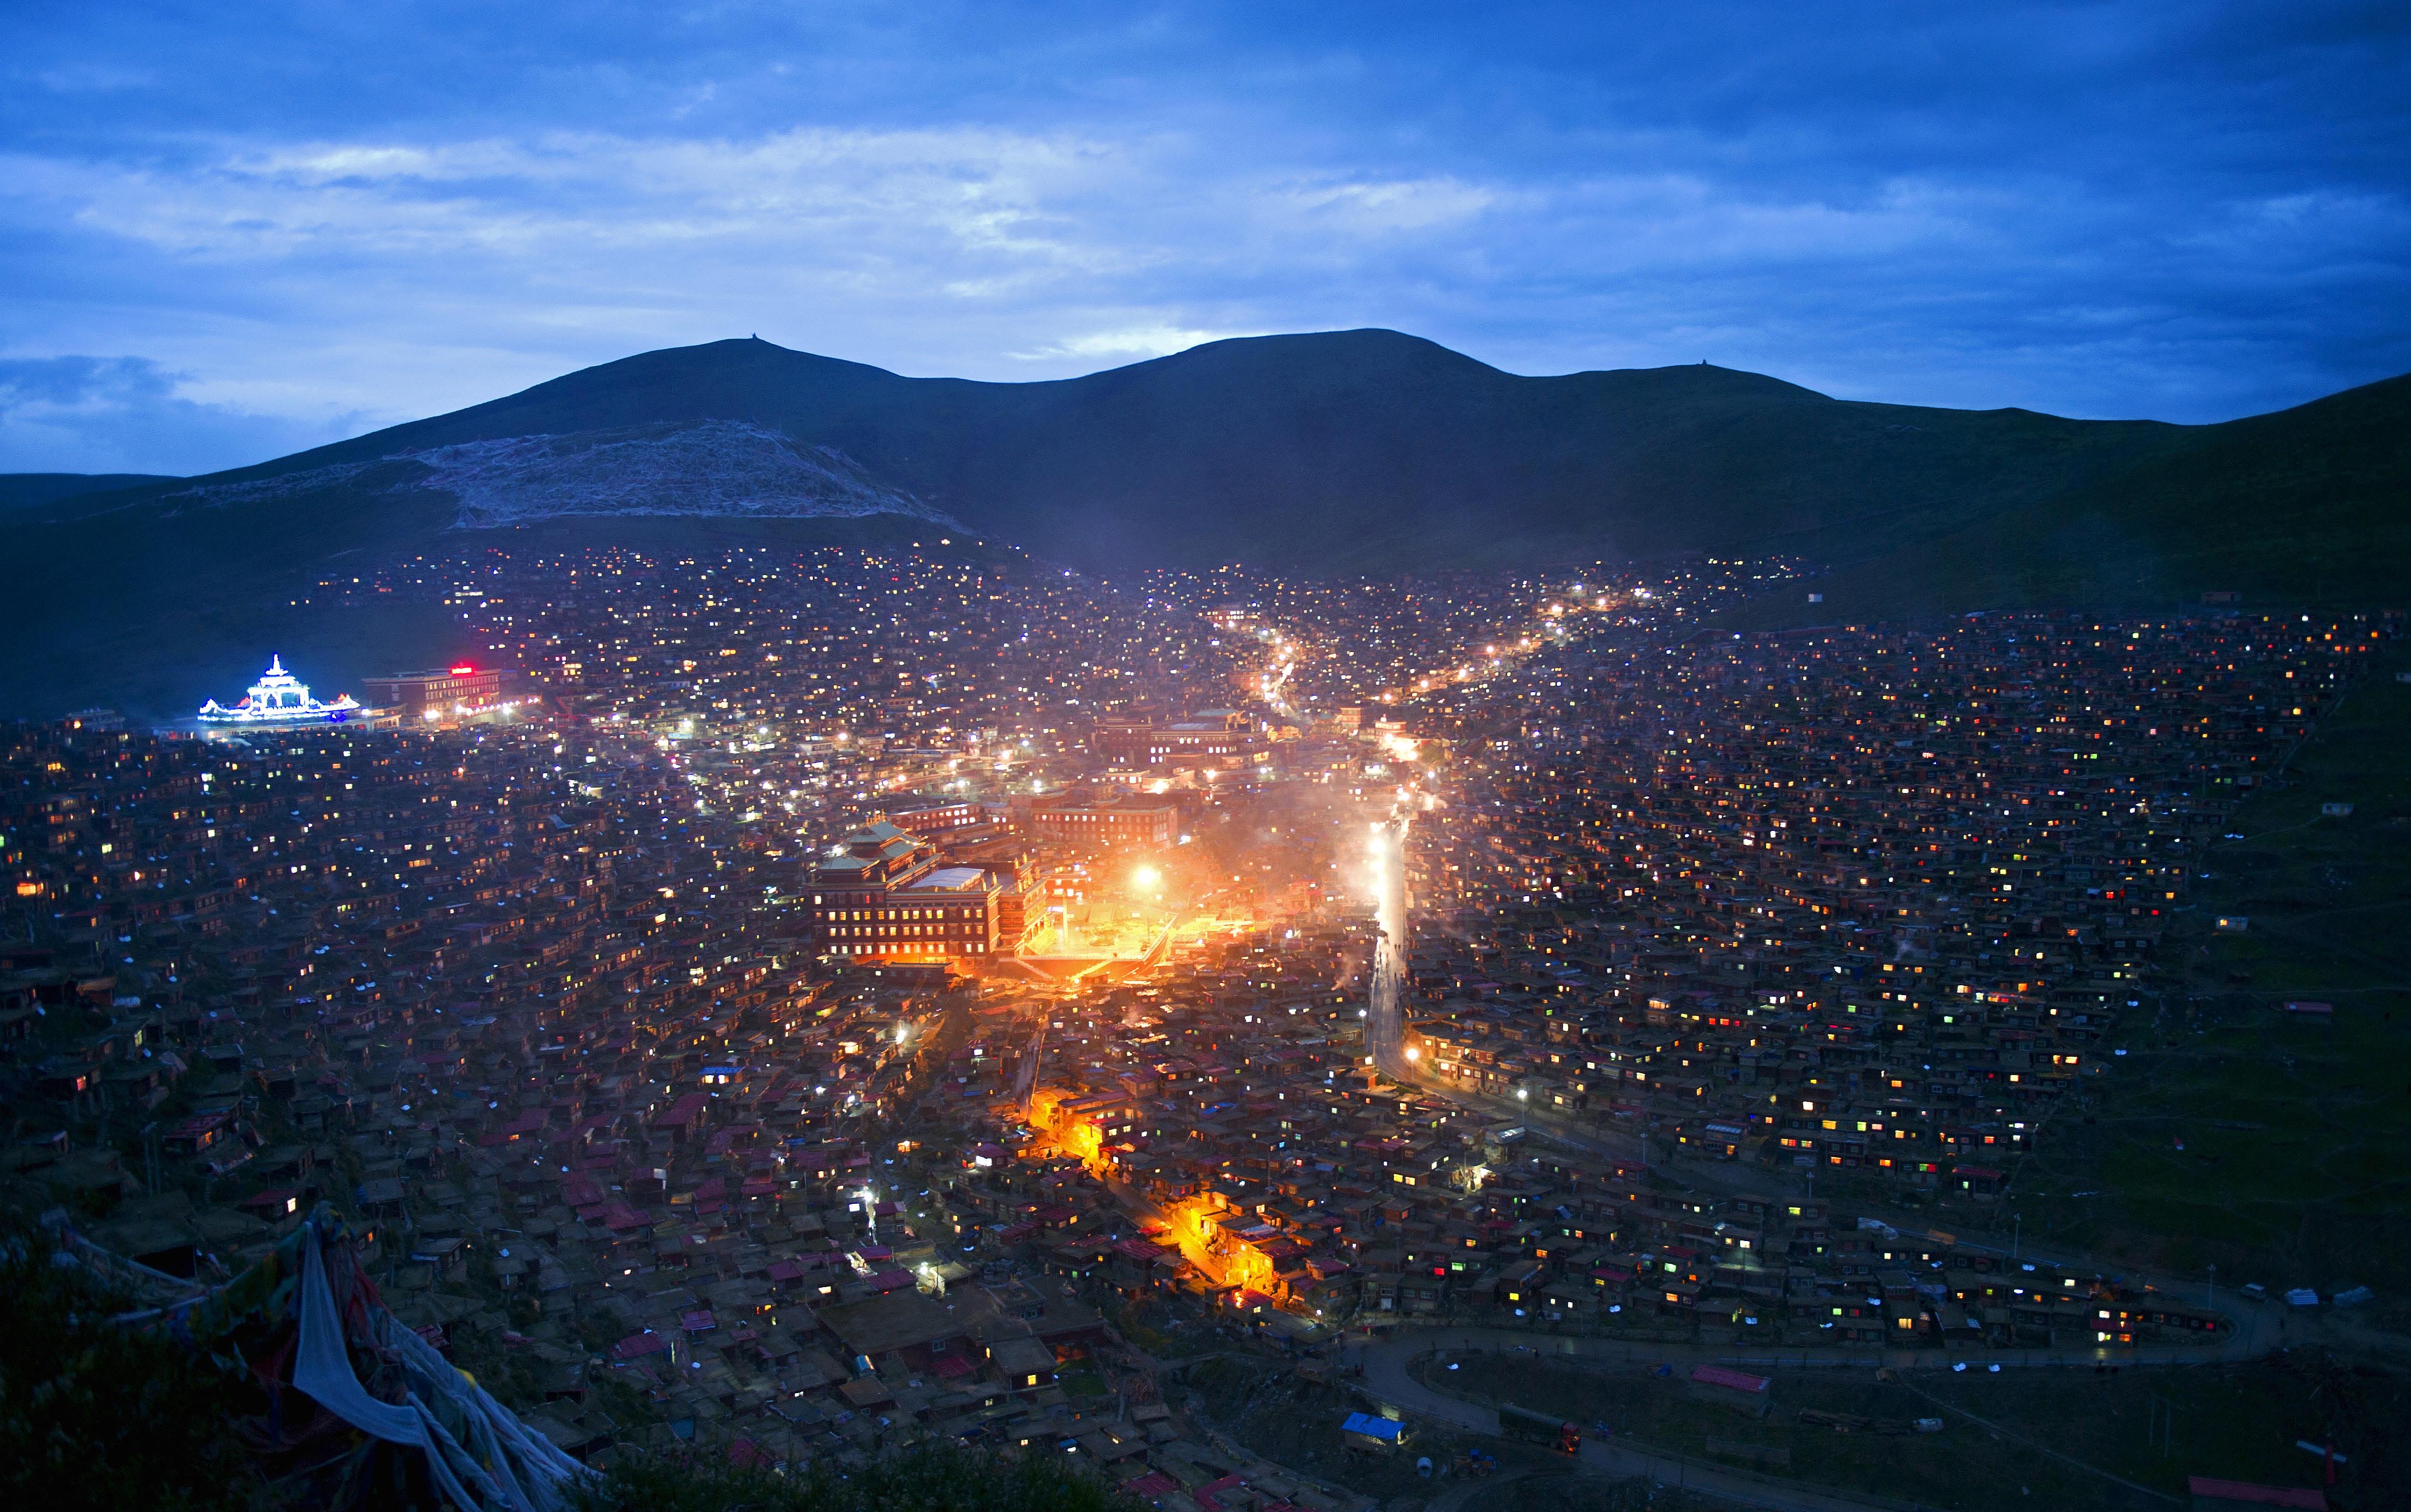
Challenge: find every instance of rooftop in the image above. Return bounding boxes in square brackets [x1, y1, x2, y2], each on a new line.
[907, 866, 991, 891]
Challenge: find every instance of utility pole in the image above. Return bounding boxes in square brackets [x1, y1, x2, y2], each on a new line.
[2012, 1212, 2021, 1261]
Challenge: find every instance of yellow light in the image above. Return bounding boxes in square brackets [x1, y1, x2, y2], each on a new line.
[1133, 865, 1161, 890]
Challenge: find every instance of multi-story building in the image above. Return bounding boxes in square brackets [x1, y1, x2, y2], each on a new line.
[934, 838, 1049, 950]
[883, 799, 992, 837]
[1089, 710, 1253, 768]
[1028, 796, 1178, 850]
[362, 664, 509, 726]
[808, 822, 1003, 965]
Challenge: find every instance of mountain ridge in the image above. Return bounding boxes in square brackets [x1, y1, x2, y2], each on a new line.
[2, 329, 2405, 718]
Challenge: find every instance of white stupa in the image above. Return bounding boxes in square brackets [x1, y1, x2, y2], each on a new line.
[198, 655, 365, 725]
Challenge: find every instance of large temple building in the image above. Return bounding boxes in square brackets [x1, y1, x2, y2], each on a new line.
[808, 821, 1005, 964]
[196, 655, 389, 728]
[1088, 708, 1256, 768]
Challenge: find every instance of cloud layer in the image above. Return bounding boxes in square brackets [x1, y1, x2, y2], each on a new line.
[2, 1, 2405, 474]
[0, 355, 361, 475]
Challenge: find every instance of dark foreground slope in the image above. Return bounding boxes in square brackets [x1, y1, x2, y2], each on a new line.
[2, 330, 2404, 717]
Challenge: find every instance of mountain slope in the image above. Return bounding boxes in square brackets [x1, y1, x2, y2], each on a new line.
[161, 330, 2177, 570]
[2, 329, 2404, 718]
[0, 472, 178, 516]
[1727, 370, 2411, 625]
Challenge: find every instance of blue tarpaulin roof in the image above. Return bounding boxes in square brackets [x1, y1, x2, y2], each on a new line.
[1342, 1412, 1403, 1441]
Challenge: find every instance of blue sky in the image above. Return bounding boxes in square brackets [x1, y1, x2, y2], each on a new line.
[3, 1, 2406, 475]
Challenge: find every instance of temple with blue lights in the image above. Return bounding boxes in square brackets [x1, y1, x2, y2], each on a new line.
[198, 655, 371, 726]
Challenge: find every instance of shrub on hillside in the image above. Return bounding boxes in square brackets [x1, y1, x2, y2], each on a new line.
[0, 1221, 257, 1512]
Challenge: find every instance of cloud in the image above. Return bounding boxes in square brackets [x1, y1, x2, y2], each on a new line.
[31, 62, 154, 94]
[1013, 325, 1262, 361]
[0, 0, 2403, 470]
[1280, 178, 1497, 234]
[0, 355, 365, 475]
[0, 355, 174, 407]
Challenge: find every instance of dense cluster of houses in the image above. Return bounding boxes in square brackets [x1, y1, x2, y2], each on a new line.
[949, 607, 2393, 1363]
[0, 709, 1020, 1461]
[1385, 609, 2391, 1182]
[2, 545, 2391, 1494]
[966, 925, 2234, 1355]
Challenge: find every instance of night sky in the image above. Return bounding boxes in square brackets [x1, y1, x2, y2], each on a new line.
[3, 2, 2406, 474]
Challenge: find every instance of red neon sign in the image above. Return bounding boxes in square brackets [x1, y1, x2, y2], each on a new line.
[449, 664, 476, 675]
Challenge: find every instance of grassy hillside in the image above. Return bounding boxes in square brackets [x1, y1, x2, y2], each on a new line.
[1, 463, 465, 720]
[1728, 372, 2411, 625]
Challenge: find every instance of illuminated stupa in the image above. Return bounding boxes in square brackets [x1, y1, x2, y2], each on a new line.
[198, 655, 365, 725]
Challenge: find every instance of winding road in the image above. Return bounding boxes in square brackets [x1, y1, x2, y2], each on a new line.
[1344, 1332, 1907, 1512]
[1338, 1310, 2285, 1512]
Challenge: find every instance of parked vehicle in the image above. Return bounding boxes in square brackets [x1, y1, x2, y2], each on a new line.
[1497, 1402, 1581, 1454]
